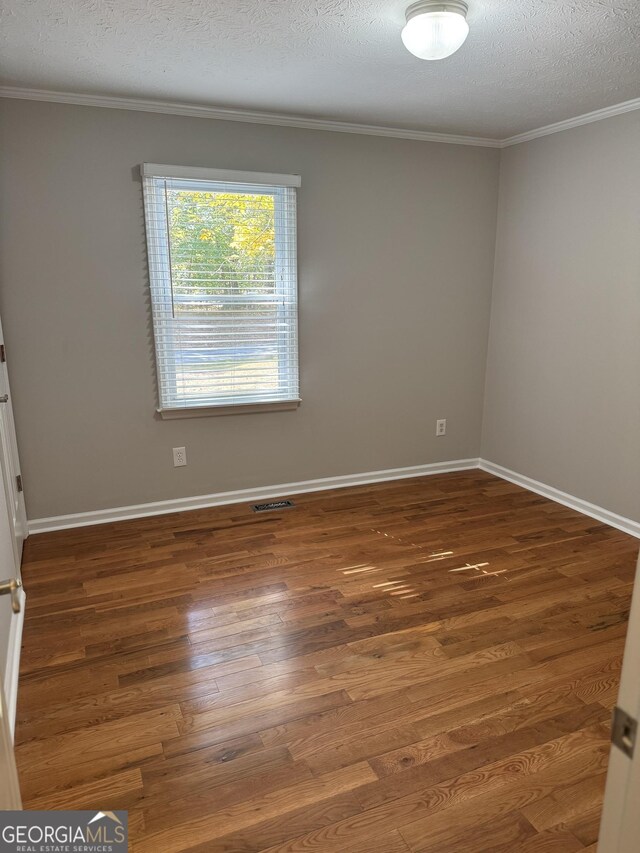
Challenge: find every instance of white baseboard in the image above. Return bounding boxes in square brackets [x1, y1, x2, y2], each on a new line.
[480, 459, 640, 540]
[28, 458, 480, 533]
[27, 457, 640, 539]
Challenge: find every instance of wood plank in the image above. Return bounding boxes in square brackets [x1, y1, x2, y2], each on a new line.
[26, 768, 143, 811]
[136, 762, 377, 852]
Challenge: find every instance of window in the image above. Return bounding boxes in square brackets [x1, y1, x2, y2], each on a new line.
[142, 164, 300, 416]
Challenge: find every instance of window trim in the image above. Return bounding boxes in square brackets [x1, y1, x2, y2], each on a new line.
[141, 163, 301, 188]
[142, 164, 301, 417]
[157, 399, 300, 420]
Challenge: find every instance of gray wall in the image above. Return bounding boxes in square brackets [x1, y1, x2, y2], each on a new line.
[482, 111, 640, 522]
[0, 99, 500, 519]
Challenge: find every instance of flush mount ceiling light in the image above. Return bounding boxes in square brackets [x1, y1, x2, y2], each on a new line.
[401, 1, 470, 61]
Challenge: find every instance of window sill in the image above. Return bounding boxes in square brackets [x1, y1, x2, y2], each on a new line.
[157, 399, 301, 419]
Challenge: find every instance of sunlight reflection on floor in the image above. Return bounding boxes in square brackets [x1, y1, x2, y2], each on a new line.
[336, 526, 511, 604]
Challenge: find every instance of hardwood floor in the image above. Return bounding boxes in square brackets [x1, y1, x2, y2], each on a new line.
[15, 470, 638, 852]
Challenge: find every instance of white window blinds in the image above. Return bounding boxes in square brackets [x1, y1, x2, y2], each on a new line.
[141, 164, 300, 413]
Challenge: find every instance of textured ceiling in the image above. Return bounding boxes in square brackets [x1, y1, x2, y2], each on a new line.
[1, 0, 639, 139]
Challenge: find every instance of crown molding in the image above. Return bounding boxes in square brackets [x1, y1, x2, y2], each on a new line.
[2, 86, 639, 149]
[500, 96, 640, 147]
[0, 86, 500, 148]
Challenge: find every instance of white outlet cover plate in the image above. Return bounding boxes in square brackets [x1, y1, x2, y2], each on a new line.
[173, 446, 187, 467]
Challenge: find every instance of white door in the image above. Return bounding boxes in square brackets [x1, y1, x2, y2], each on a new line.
[0, 316, 27, 807]
[598, 551, 640, 852]
[0, 678, 21, 808]
[0, 315, 27, 735]
[0, 317, 27, 567]
[0, 473, 24, 734]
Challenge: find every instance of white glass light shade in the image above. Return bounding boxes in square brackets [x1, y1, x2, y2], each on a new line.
[402, 2, 470, 61]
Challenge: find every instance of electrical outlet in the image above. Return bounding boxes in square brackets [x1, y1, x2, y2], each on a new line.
[173, 446, 187, 467]
[436, 419, 447, 437]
